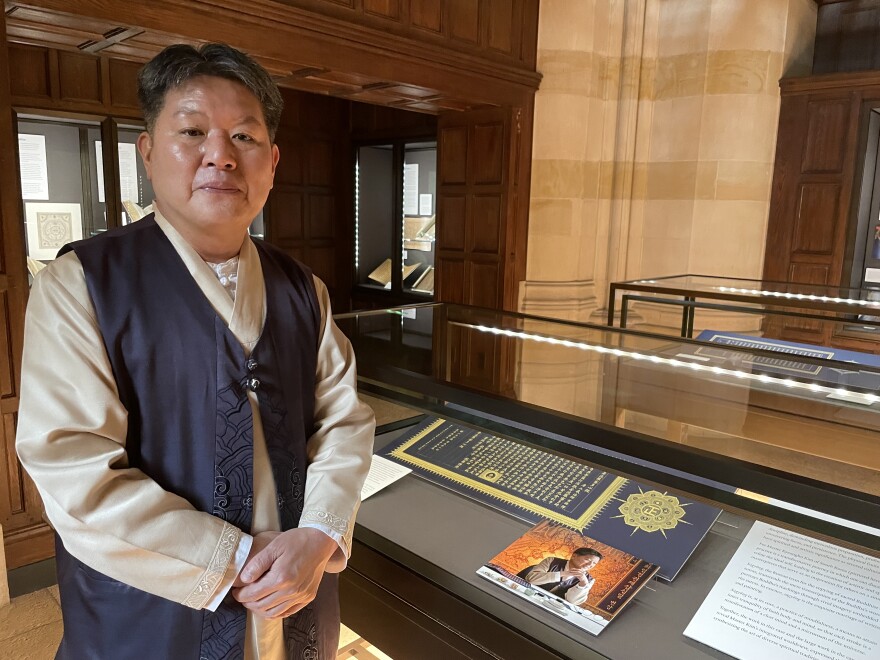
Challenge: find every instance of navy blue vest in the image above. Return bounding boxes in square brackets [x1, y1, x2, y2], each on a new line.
[53, 216, 339, 659]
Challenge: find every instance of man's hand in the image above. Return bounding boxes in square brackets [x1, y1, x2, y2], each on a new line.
[560, 568, 586, 580]
[231, 528, 337, 619]
[233, 531, 279, 588]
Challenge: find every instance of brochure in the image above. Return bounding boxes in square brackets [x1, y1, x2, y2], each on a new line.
[477, 520, 659, 636]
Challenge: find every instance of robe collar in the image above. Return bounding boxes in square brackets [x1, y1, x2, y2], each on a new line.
[153, 211, 265, 355]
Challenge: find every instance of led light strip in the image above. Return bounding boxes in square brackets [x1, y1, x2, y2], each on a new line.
[354, 159, 360, 273]
[715, 286, 880, 308]
[459, 322, 880, 405]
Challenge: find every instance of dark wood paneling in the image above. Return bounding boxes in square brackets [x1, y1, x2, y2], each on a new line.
[410, 0, 441, 32]
[472, 121, 504, 184]
[448, 0, 480, 44]
[0, 9, 53, 569]
[57, 49, 102, 103]
[0, 293, 14, 397]
[468, 260, 500, 308]
[438, 194, 465, 250]
[436, 257, 465, 303]
[269, 189, 305, 241]
[486, 2, 514, 55]
[308, 194, 335, 239]
[470, 194, 501, 253]
[307, 139, 334, 187]
[792, 183, 840, 254]
[439, 125, 467, 185]
[802, 99, 851, 174]
[8, 44, 50, 99]
[107, 58, 141, 108]
[363, 0, 400, 20]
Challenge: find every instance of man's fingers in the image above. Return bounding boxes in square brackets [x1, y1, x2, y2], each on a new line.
[240, 546, 274, 584]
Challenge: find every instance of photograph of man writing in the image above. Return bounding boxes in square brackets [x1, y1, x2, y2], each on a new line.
[16, 43, 375, 660]
[517, 548, 604, 606]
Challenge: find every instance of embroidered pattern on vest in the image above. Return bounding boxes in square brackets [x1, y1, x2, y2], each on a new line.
[258, 388, 304, 531]
[200, 351, 254, 660]
[284, 616, 319, 660]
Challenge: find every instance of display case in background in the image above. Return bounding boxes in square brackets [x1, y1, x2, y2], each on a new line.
[354, 139, 436, 305]
[335, 303, 880, 659]
[17, 115, 155, 274]
[607, 273, 880, 351]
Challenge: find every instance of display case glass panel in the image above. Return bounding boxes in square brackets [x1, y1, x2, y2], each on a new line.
[336, 303, 880, 659]
[354, 140, 437, 300]
[17, 117, 99, 265]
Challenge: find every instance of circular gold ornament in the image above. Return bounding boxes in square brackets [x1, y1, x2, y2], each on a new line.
[617, 490, 686, 533]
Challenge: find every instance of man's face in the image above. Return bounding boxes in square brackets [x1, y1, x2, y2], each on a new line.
[570, 554, 600, 571]
[137, 75, 279, 239]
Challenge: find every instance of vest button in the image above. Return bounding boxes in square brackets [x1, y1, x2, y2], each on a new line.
[246, 377, 260, 392]
[246, 358, 258, 372]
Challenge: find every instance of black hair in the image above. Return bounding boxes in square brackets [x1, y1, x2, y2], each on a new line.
[137, 43, 283, 139]
[572, 547, 603, 560]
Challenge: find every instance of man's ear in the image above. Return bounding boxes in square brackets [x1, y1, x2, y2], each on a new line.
[271, 143, 280, 177]
[136, 131, 153, 179]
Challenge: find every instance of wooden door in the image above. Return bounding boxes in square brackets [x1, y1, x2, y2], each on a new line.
[0, 11, 54, 569]
[764, 89, 863, 345]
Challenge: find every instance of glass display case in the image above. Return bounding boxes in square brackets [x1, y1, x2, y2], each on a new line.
[607, 273, 880, 342]
[335, 303, 880, 660]
[17, 114, 155, 273]
[354, 140, 436, 301]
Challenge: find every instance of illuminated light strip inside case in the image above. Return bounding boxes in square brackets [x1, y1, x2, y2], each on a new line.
[460, 323, 880, 405]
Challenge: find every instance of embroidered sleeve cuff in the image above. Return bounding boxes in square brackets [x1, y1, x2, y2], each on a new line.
[203, 532, 253, 612]
[182, 522, 243, 610]
[300, 510, 354, 561]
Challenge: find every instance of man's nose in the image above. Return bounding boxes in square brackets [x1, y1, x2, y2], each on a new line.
[202, 133, 237, 169]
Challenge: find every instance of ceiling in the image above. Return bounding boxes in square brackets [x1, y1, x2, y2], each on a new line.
[4, 2, 488, 114]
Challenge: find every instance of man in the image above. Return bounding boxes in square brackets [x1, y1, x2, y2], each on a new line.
[16, 43, 374, 659]
[518, 548, 603, 606]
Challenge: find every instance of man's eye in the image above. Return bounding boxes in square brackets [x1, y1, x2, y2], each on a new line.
[233, 133, 254, 142]
[181, 128, 203, 137]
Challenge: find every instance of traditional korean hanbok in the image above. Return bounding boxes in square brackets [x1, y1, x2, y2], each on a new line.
[16, 211, 375, 659]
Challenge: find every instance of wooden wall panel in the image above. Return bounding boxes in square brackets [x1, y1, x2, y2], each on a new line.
[108, 58, 141, 109]
[448, 0, 480, 44]
[438, 194, 466, 250]
[437, 257, 465, 303]
[472, 122, 503, 184]
[802, 99, 850, 173]
[265, 87, 350, 311]
[0, 293, 14, 398]
[307, 140, 334, 187]
[364, 0, 400, 20]
[57, 50, 101, 103]
[8, 44, 50, 99]
[439, 125, 468, 184]
[468, 261, 500, 308]
[792, 183, 840, 255]
[308, 194, 335, 239]
[486, 2, 514, 55]
[9, 45, 143, 118]
[0, 9, 51, 569]
[410, 0, 441, 32]
[269, 189, 305, 241]
[469, 195, 501, 253]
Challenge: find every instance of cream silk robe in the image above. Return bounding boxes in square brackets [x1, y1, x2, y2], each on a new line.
[16, 212, 375, 659]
